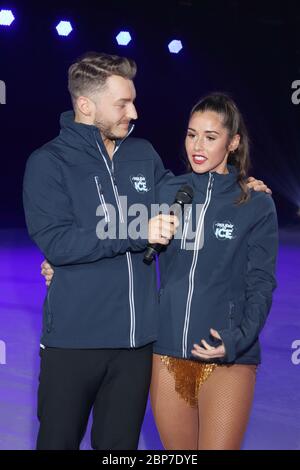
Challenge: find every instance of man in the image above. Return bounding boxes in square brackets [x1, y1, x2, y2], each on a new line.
[23, 52, 177, 450]
[24, 51, 270, 450]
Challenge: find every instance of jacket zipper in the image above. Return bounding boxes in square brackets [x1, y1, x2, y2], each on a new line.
[126, 252, 136, 348]
[95, 140, 125, 223]
[95, 127, 137, 348]
[181, 206, 192, 250]
[182, 173, 214, 358]
[94, 176, 110, 223]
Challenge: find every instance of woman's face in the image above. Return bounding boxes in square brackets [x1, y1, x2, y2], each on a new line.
[185, 110, 239, 175]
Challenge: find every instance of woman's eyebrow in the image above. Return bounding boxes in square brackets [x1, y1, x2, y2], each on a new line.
[204, 130, 220, 135]
[187, 127, 220, 135]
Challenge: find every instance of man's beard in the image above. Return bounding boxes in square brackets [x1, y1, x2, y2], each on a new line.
[94, 119, 128, 141]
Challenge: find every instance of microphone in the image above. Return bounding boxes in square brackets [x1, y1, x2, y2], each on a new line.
[143, 184, 194, 264]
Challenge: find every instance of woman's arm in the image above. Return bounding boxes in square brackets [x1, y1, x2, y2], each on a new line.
[218, 195, 278, 362]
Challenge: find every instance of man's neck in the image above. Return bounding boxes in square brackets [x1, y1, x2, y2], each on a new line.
[102, 137, 115, 160]
[74, 114, 115, 160]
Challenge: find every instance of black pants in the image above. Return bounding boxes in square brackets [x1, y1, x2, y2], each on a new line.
[36, 343, 153, 450]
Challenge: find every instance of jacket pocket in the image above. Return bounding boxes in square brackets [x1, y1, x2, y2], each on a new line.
[228, 301, 235, 329]
[45, 277, 56, 333]
[158, 287, 164, 304]
[228, 299, 245, 330]
[94, 176, 110, 223]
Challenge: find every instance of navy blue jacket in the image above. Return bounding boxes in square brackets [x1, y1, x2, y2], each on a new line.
[23, 111, 169, 349]
[154, 167, 278, 364]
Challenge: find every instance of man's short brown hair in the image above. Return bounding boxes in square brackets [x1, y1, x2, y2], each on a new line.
[68, 51, 137, 105]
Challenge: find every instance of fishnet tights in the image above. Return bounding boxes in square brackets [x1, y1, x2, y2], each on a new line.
[150, 354, 257, 450]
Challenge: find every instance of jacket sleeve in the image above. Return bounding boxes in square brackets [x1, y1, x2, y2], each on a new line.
[218, 195, 278, 362]
[23, 151, 147, 266]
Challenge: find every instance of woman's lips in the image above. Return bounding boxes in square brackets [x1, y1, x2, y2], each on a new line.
[192, 155, 207, 165]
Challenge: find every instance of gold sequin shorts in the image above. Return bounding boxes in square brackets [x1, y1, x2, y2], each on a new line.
[160, 354, 219, 408]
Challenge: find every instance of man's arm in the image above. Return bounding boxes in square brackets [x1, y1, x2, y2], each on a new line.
[23, 150, 147, 266]
[41, 213, 179, 285]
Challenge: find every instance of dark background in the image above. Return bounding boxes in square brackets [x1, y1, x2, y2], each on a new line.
[1, 0, 300, 227]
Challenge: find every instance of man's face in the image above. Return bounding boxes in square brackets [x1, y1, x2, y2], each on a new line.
[91, 75, 137, 140]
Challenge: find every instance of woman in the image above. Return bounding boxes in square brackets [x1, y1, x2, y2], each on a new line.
[150, 92, 278, 450]
[40, 93, 275, 450]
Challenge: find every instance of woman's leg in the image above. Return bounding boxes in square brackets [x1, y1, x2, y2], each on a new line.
[197, 364, 257, 450]
[150, 354, 198, 450]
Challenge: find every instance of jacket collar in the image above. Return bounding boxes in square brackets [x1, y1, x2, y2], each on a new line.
[59, 110, 135, 154]
[190, 165, 239, 194]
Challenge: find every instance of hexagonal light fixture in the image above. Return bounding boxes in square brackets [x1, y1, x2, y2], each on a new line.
[116, 31, 132, 46]
[168, 39, 183, 54]
[0, 9, 15, 26]
[56, 20, 73, 37]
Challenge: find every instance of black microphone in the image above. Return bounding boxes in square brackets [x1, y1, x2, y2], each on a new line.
[143, 184, 194, 264]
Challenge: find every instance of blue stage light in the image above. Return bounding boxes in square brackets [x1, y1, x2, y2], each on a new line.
[116, 31, 132, 46]
[56, 21, 73, 37]
[168, 39, 183, 54]
[0, 9, 15, 26]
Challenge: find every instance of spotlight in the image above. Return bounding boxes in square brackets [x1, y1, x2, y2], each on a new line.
[116, 31, 132, 46]
[168, 39, 183, 54]
[56, 21, 73, 37]
[0, 9, 15, 26]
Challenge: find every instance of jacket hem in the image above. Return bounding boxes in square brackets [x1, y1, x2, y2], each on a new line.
[153, 345, 260, 365]
[40, 335, 157, 349]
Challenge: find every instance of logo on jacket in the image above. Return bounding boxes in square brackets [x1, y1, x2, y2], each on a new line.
[213, 221, 236, 240]
[130, 174, 151, 193]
